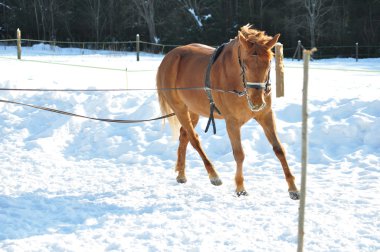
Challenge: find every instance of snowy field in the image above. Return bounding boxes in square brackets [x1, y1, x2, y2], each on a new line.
[0, 44, 379, 251]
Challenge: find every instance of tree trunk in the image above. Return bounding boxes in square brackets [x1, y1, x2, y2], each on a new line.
[49, 0, 55, 39]
[304, 0, 334, 48]
[96, 0, 100, 42]
[33, 0, 40, 39]
[309, 14, 316, 48]
[38, 0, 46, 40]
[132, 0, 157, 44]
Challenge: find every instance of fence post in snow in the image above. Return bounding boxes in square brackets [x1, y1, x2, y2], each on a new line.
[275, 42, 284, 97]
[17, 28, 21, 60]
[355, 42, 359, 62]
[136, 34, 140, 62]
[292, 40, 302, 61]
[297, 40, 302, 61]
[297, 47, 316, 252]
[51, 38, 56, 52]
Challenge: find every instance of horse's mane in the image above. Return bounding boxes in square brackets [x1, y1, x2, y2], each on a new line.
[238, 24, 274, 59]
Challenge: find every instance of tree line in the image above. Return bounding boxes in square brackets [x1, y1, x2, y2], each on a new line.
[1, 0, 379, 57]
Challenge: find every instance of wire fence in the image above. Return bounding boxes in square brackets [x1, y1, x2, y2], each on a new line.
[285, 44, 380, 60]
[0, 38, 180, 56]
[1, 37, 380, 75]
[1, 37, 379, 59]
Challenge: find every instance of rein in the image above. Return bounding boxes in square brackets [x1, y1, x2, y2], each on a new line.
[0, 99, 176, 123]
[0, 86, 245, 125]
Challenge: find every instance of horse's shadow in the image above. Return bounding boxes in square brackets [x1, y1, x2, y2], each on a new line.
[0, 192, 128, 241]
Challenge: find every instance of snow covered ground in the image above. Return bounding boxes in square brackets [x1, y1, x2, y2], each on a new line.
[0, 44, 379, 251]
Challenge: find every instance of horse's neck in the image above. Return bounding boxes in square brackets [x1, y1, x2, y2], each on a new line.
[214, 40, 242, 86]
[220, 39, 238, 61]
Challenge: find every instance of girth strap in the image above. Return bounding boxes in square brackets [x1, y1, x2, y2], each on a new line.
[204, 102, 220, 135]
[204, 44, 225, 134]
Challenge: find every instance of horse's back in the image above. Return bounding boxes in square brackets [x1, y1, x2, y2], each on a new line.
[157, 43, 215, 117]
[157, 44, 213, 87]
[170, 43, 214, 57]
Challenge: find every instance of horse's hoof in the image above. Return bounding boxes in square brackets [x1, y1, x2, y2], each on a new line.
[289, 191, 300, 200]
[236, 190, 248, 197]
[176, 176, 187, 184]
[210, 177, 222, 186]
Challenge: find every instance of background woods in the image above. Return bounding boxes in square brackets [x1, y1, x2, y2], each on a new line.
[0, 0, 379, 57]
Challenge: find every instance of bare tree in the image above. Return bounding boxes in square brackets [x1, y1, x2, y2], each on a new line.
[106, 0, 115, 39]
[362, 0, 379, 44]
[36, 0, 47, 40]
[258, 0, 274, 29]
[304, 0, 334, 47]
[30, 0, 60, 40]
[132, 0, 157, 43]
[84, 0, 104, 42]
[32, 0, 41, 39]
[49, 0, 55, 39]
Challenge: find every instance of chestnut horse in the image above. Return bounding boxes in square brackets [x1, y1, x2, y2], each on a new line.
[157, 25, 299, 199]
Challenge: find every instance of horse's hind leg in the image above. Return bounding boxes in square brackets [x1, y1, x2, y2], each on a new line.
[174, 108, 222, 186]
[175, 113, 199, 183]
[256, 110, 299, 200]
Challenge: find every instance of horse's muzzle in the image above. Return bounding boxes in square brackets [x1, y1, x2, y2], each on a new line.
[247, 98, 266, 112]
[251, 102, 266, 112]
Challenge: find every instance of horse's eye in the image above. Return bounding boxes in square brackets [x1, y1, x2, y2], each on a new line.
[251, 51, 258, 56]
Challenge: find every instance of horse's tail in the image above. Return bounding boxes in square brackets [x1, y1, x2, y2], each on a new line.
[157, 91, 180, 139]
[157, 64, 181, 139]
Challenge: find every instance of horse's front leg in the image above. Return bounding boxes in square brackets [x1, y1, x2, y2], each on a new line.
[256, 110, 299, 200]
[226, 119, 247, 196]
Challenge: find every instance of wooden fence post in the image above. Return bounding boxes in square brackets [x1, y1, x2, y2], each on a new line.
[51, 38, 56, 52]
[136, 34, 140, 61]
[17, 28, 21, 60]
[275, 42, 284, 97]
[297, 40, 302, 61]
[355, 42, 359, 62]
[292, 40, 303, 61]
[297, 47, 317, 252]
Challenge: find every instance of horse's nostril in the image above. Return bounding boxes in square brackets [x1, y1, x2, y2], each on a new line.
[250, 102, 266, 112]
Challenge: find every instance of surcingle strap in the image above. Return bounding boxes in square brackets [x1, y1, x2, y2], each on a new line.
[205, 101, 221, 134]
[204, 43, 225, 134]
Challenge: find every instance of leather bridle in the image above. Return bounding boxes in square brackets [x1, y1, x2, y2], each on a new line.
[237, 45, 272, 96]
[237, 45, 271, 112]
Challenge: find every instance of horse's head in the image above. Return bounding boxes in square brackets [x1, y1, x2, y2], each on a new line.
[237, 25, 279, 112]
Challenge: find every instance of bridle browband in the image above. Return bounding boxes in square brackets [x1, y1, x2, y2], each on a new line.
[204, 42, 272, 134]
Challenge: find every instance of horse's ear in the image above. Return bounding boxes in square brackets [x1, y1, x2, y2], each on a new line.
[266, 33, 280, 49]
[238, 31, 252, 50]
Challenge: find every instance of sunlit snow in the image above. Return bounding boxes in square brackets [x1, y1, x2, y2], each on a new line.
[0, 44, 379, 251]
